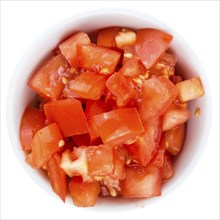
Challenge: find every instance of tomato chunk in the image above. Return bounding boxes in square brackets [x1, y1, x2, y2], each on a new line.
[59, 32, 91, 66]
[44, 99, 87, 137]
[69, 71, 106, 100]
[137, 76, 178, 122]
[135, 29, 173, 69]
[28, 54, 70, 99]
[85, 100, 109, 142]
[20, 107, 45, 151]
[94, 108, 144, 146]
[106, 72, 137, 107]
[162, 103, 191, 131]
[26, 123, 62, 168]
[77, 44, 121, 74]
[47, 153, 67, 202]
[126, 117, 162, 166]
[69, 177, 101, 207]
[176, 76, 204, 102]
[97, 27, 120, 48]
[162, 152, 174, 180]
[87, 145, 114, 178]
[120, 165, 162, 198]
[160, 124, 186, 156]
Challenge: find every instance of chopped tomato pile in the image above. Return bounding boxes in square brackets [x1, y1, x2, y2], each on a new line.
[20, 27, 205, 207]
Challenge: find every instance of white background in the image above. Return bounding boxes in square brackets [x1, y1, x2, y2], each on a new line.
[1, 1, 219, 219]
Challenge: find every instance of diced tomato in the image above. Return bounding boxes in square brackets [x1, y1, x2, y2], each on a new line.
[85, 100, 109, 142]
[87, 145, 114, 178]
[126, 117, 162, 166]
[170, 75, 183, 84]
[26, 123, 63, 168]
[115, 28, 136, 49]
[60, 147, 92, 182]
[69, 71, 106, 100]
[160, 123, 186, 155]
[122, 46, 139, 64]
[44, 99, 88, 137]
[162, 152, 174, 180]
[97, 27, 120, 48]
[20, 107, 46, 151]
[118, 59, 147, 78]
[77, 44, 121, 75]
[69, 177, 101, 207]
[94, 108, 144, 146]
[47, 153, 67, 202]
[28, 54, 70, 99]
[149, 144, 165, 167]
[106, 72, 137, 107]
[162, 103, 191, 131]
[59, 32, 91, 66]
[135, 29, 173, 69]
[120, 165, 162, 198]
[149, 53, 177, 77]
[176, 76, 204, 102]
[137, 76, 178, 122]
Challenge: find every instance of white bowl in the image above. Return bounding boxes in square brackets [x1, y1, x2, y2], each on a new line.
[7, 8, 211, 208]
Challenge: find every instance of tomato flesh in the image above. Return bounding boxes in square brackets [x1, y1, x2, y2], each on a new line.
[20, 107, 46, 151]
[44, 99, 87, 137]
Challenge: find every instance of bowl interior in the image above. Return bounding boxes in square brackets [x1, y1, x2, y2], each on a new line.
[7, 9, 211, 208]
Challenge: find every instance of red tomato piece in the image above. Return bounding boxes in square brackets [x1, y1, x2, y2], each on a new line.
[86, 145, 114, 178]
[94, 108, 144, 146]
[126, 117, 162, 166]
[120, 165, 162, 198]
[170, 75, 183, 84]
[149, 144, 165, 168]
[69, 71, 106, 100]
[160, 124, 186, 156]
[85, 100, 109, 142]
[69, 177, 101, 207]
[77, 44, 121, 75]
[59, 32, 91, 66]
[28, 54, 70, 99]
[106, 72, 137, 107]
[44, 99, 88, 137]
[135, 29, 173, 69]
[97, 27, 120, 48]
[162, 103, 191, 131]
[72, 133, 91, 147]
[137, 76, 178, 122]
[26, 123, 63, 168]
[20, 107, 45, 151]
[162, 152, 174, 180]
[118, 59, 147, 78]
[122, 45, 139, 64]
[47, 153, 67, 202]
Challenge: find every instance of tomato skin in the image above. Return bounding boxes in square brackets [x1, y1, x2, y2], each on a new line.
[20, 107, 46, 151]
[120, 165, 162, 198]
[135, 29, 173, 69]
[69, 71, 106, 100]
[94, 108, 144, 146]
[44, 99, 88, 137]
[69, 177, 101, 207]
[106, 72, 137, 107]
[77, 44, 121, 75]
[47, 153, 67, 202]
[162, 152, 174, 180]
[97, 27, 120, 48]
[162, 103, 191, 131]
[137, 76, 178, 122]
[28, 54, 70, 99]
[26, 123, 63, 168]
[126, 117, 162, 166]
[59, 32, 91, 66]
[160, 123, 186, 156]
[87, 145, 114, 178]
